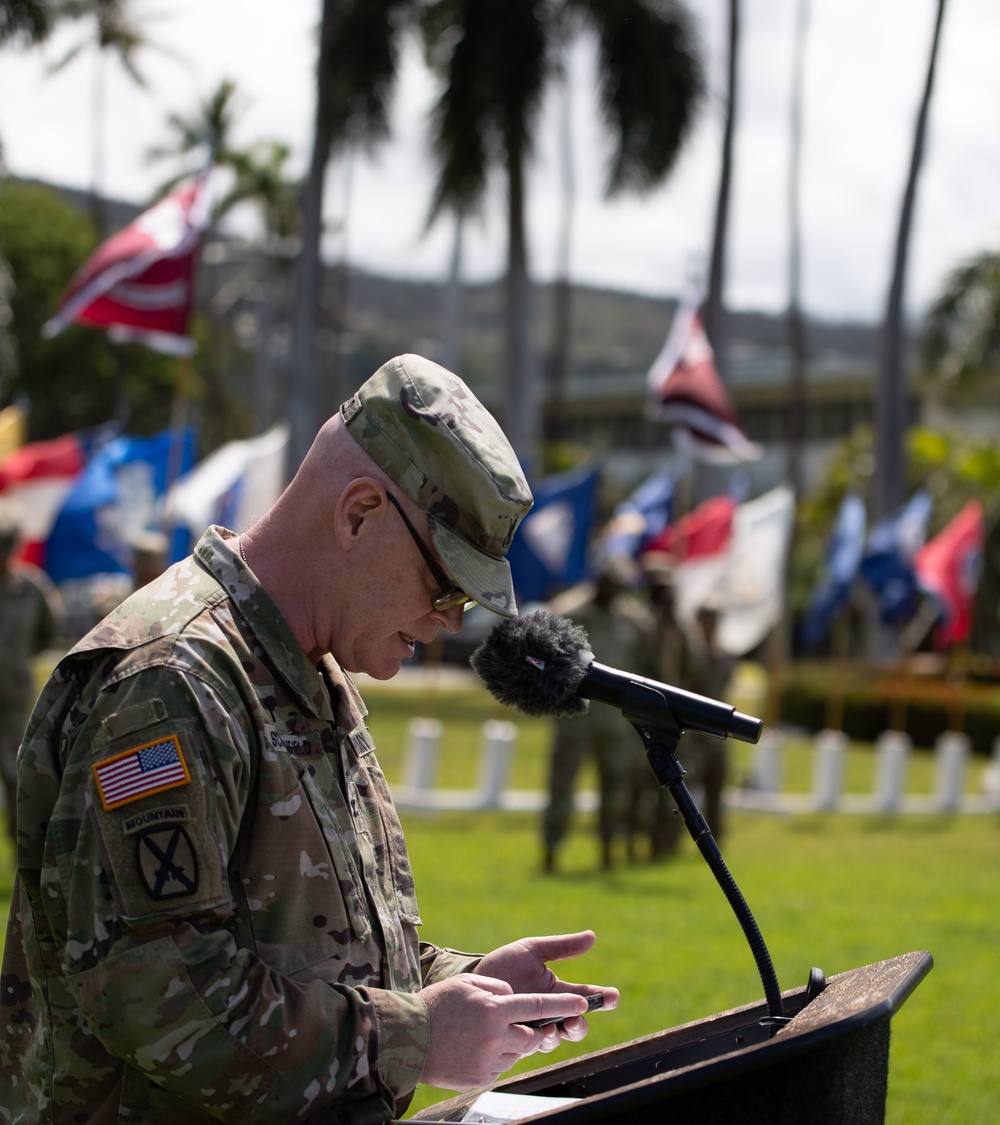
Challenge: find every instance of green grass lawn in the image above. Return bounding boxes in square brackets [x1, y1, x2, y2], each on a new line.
[397, 808, 999, 1125]
[2, 675, 997, 1124]
[367, 681, 1000, 1124]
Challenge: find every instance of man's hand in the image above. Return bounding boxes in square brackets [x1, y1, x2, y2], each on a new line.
[419, 974, 592, 1090]
[476, 930, 619, 1043]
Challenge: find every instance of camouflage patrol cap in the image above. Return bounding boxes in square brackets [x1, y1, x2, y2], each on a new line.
[341, 354, 533, 617]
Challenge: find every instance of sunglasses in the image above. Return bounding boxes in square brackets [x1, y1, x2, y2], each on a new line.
[385, 492, 477, 612]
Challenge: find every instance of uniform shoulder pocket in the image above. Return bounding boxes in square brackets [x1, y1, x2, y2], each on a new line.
[87, 710, 230, 925]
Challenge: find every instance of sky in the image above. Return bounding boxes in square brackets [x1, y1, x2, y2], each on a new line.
[1, 0, 998, 326]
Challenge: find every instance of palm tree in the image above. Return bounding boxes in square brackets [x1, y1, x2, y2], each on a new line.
[47, 0, 176, 235]
[220, 142, 301, 432]
[287, 0, 421, 475]
[146, 78, 242, 188]
[2, 0, 66, 399]
[0, 0, 56, 44]
[921, 249, 1000, 388]
[784, 0, 809, 497]
[422, 0, 703, 470]
[543, 53, 576, 452]
[872, 0, 948, 521]
[702, 0, 738, 378]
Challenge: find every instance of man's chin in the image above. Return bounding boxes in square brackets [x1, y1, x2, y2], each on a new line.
[364, 662, 402, 681]
[338, 636, 415, 680]
[347, 652, 405, 681]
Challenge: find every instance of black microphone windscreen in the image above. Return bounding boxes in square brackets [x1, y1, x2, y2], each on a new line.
[470, 610, 593, 718]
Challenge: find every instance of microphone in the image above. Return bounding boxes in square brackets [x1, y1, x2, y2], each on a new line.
[470, 609, 762, 745]
[472, 611, 793, 1027]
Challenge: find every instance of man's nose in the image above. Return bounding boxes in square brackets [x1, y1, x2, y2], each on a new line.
[432, 603, 466, 634]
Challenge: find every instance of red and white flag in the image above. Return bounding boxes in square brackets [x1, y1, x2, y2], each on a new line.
[915, 499, 984, 647]
[642, 494, 737, 625]
[43, 172, 212, 357]
[647, 292, 761, 464]
[0, 432, 87, 567]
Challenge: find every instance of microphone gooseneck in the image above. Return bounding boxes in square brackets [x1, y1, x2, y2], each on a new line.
[470, 607, 787, 1028]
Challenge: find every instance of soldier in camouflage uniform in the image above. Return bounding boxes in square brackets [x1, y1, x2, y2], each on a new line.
[0, 355, 619, 1124]
[647, 601, 734, 857]
[0, 507, 62, 841]
[542, 557, 653, 872]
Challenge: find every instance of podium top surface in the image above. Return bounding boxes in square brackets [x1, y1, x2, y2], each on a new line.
[410, 950, 932, 1125]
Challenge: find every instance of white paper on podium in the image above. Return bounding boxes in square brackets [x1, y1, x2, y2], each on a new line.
[460, 1091, 581, 1123]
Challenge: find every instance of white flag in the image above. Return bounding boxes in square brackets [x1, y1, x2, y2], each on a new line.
[165, 424, 288, 538]
[715, 485, 795, 656]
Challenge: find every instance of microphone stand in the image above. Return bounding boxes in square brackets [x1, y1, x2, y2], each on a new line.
[627, 704, 792, 1032]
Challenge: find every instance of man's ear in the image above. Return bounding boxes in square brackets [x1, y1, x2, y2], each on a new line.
[333, 478, 387, 551]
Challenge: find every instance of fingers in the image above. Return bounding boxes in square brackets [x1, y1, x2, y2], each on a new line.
[515, 994, 593, 1030]
[552, 1014, 590, 1042]
[469, 974, 515, 997]
[563, 985, 619, 1009]
[521, 930, 596, 964]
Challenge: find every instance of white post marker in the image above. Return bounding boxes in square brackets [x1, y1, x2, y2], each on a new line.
[752, 727, 785, 799]
[934, 730, 970, 813]
[404, 717, 442, 795]
[874, 730, 911, 814]
[477, 720, 517, 808]
[813, 728, 848, 812]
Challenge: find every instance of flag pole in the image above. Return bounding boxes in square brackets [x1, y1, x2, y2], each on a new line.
[825, 608, 850, 734]
[160, 355, 192, 549]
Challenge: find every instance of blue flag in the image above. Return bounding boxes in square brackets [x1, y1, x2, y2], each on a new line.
[506, 466, 600, 605]
[799, 492, 867, 647]
[599, 466, 675, 560]
[859, 490, 932, 624]
[45, 427, 197, 583]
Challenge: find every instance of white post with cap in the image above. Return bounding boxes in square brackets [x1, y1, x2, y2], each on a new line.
[404, 718, 442, 796]
[813, 729, 847, 811]
[477, 720, 517, 808]
[934, 731, 970, 813]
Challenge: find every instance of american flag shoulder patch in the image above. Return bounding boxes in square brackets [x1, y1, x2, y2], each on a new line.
[92, 734, 191, 812]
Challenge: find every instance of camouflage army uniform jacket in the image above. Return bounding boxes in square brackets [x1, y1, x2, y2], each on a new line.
[0, 527, 479, 1124]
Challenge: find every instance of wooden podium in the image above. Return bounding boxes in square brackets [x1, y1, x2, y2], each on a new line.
[410, 950, 932, 1125]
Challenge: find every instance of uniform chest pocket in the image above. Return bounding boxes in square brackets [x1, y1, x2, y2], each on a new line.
[238, 753, 373, 977]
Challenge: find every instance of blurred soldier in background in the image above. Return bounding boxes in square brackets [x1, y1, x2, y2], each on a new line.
[650, 598, 734, 857]
[633, 553, 684, 860]
[542, 555, 653, 872]
[0, 504, 63, 840]
[128, 528, 169, 590]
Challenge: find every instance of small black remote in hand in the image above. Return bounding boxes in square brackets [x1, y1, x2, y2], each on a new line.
[523, 992, 604, 1029]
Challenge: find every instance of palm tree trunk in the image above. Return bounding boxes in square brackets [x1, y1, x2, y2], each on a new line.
[505, 153, 536, 474]
[873, 0, 947, 520]
[253, 255, 278, 434]
[440, 215, 464, 373]
[287, 0, 340, 481]
[770, 0, 811, 700]
[704, 0, 739, 381]
[90, 48, 108, 237]
[543, 67, 576, 452]
[785, 0, 809, 497]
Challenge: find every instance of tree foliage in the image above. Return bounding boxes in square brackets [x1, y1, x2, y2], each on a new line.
[0, 0, 56, 46]
[0, 180, 175, 438]
[421, 0, 703, 464]
[146, 78, 242, 195]
[921, 249, 1000, 390]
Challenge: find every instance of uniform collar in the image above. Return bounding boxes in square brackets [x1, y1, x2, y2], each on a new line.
[195, 526, 340, 722]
